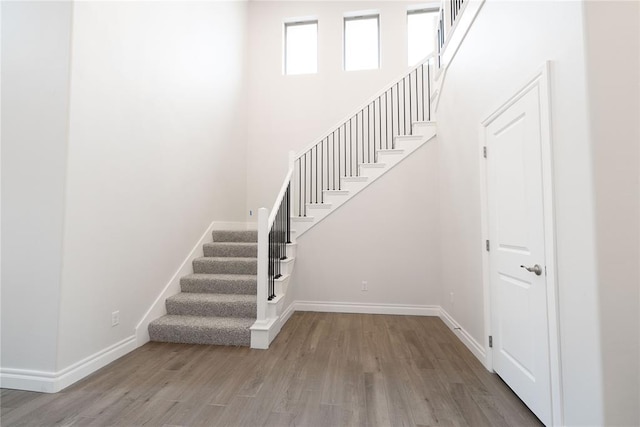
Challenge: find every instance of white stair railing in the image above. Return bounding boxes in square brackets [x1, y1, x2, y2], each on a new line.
[292, 55, 435, 218]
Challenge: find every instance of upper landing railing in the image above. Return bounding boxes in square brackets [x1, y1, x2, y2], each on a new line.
[292, 55, 434, 218]
[437, 0, 476, 71]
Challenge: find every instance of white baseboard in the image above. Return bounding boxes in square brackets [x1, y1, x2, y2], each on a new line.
[295, 301, 441, 316]
[279, 300, 296, 325]
[0, 335, 136, 393]
[290, 301, 486, 367]
[439, 307, 487, 365]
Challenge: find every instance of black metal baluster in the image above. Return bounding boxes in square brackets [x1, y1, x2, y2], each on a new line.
[286, 184, 291, 243]
[321, 140, 324, 203]
[338, 124, 341, 189]
[427, 64, 431, 121]
[378, 96, 382, 152]
[421, 64, 425, 121]
[332, 131, 336, 190]
[367, 105, 370, 163]
[297, 158, 300, 216]
[361, 110, 365, 163]
[409, 72, 413, 134]
[395, 83, 399, 145]
[355, 113, 359, 174]
[386, 90, 390, 149]
[402, 77, 406, 135]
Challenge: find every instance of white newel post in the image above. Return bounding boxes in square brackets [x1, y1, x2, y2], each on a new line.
[256, 207, 269, 323]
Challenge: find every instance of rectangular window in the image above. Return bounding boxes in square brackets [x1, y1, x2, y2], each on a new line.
[407, 9, 438, 66]
[344, 14, 380, 71]
[284, 20, 318, 75]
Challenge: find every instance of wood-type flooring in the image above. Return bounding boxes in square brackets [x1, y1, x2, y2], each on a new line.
[1, 312, 543, 426]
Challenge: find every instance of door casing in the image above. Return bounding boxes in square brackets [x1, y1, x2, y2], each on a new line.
[478, 62, 563, 426]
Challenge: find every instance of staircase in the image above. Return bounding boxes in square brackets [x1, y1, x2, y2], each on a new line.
[291, 121, 437, 236]
[147, 55, 436, 349]
[148, 230, 258, 346]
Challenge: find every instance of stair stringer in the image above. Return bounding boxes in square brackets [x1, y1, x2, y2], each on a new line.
[292, 122, 437, 238]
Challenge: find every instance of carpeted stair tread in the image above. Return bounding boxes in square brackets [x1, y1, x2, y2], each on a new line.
[148, 315, 252, 346]
[212, 230, 257, 243]
[149, 228, 261, 347]
[166, 293, 256, 318]
[193, 257, 257, 274]
[181, 274, 257, 295]
[203, 242, 257, 258]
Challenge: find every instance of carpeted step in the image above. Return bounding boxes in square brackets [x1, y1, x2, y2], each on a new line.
[166, 293, 256, 318]
[212, 230, 257, 243]
[148, 315, 252, 346]
[181, 274, 256, 295]
[203, 242, 257, 258]
[193, 257, 257, 274]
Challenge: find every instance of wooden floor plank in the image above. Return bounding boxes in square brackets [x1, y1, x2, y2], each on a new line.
[0, 313, 541, 427]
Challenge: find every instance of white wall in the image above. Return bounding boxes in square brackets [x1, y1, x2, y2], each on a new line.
[293, 140, 440, 309]
[1, 1, 72, 375]
[246, 1, 428, 219]
[435, 1, 604, 424]
[56, 1, 249, 370]
[583, 2, 640, 425]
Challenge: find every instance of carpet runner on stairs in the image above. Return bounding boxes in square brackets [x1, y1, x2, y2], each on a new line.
[148, 230, 257, 346]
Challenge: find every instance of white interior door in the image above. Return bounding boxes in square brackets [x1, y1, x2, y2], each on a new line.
[486, 86, 552, 426]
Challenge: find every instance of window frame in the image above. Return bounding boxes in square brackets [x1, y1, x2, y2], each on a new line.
[283, 19, 319, 76]
[343, 13, 381, 71]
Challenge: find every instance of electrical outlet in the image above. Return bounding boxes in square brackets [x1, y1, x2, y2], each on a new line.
[450, 292, 454, 304]
[361, 281, 368, 291]
[111, 311, 119, 327]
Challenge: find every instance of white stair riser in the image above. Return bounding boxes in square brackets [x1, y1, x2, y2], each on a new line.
[359, 165, 386, 180]
[341, 179, 369, 193]
[267, 294, 285, 319]
[412, 122, 436, 137]
[274, 275, 289, 297]
[377, 152, 404, 168]
[291, 220, 314, 236]
[286, 243, 296, 259]
[323, 193, 349, 208]
[394, 137, 423, 152]
[306, 206, 332, 222]
[280, 258, 294, 276]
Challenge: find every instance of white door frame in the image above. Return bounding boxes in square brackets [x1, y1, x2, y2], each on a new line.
[478, 62, 563, 426]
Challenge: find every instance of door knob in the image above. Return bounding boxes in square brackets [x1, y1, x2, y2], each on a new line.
[520, 264, 542, 276]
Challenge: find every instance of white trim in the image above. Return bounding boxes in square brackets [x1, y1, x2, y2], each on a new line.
[135, 220, 253, 346]
[479, 62, 563, 426]
[439, 308, 487, 366]
[439, 0, 485, 71]
[0, 335, 136, 393]
[279, 300, 297, 326]
[295, 301, 440, 316]
[250, 299, 297, 349]
[290, 301, 487, 367]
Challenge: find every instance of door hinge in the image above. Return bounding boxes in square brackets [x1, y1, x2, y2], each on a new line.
[483, 146, 487, 158]
[489, 336, 493, 348]
[486, 240, 490, 251]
